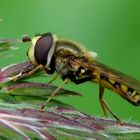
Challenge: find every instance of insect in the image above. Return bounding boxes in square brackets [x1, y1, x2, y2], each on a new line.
[22, 32, 140, 121]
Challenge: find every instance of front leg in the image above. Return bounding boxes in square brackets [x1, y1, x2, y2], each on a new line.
[13, 64, 43, 81]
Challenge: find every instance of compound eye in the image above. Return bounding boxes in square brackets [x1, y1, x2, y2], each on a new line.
[22, 35, 31, 42]
[34, 33, 53, 65]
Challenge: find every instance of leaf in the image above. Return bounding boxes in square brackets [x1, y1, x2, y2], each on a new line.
[0, 108, 106, 140]
[0, 102, 140, 140]
[1, 82, 81, 105]
[0, 38, 20, 52]
[0, 61, 37, 83]
[0, 37, 20, 58]
[6, 82, 81, 96]
[0, 81, 106, 140]
[0, 82, 140, 139]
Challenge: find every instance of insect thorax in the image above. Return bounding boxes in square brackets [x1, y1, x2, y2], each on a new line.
[54, 40, 94, 80]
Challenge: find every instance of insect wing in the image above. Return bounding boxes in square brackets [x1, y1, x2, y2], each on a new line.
[74, 59, 140, 93]
[91, 61, 140, 92]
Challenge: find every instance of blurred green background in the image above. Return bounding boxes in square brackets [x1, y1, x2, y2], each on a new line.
[0, 0, 140, 122]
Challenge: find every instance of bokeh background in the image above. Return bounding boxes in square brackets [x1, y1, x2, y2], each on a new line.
[0, 0, 140, 122]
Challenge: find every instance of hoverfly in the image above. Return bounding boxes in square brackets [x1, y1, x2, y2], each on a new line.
[22, 32, 140, 121]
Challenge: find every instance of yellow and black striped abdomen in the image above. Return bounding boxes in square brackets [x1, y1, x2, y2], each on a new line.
[93, 74, 140, 106]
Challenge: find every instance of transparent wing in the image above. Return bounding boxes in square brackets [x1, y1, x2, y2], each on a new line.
[74, 59, 140, 92]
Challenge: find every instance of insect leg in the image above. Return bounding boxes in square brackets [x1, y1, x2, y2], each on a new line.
[47, 74, 59, 84]
[13, 64, 43, 81]
[40, 78, 68, 110]
[99, 85, 107, 117]
[99, 84, 121, 121]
